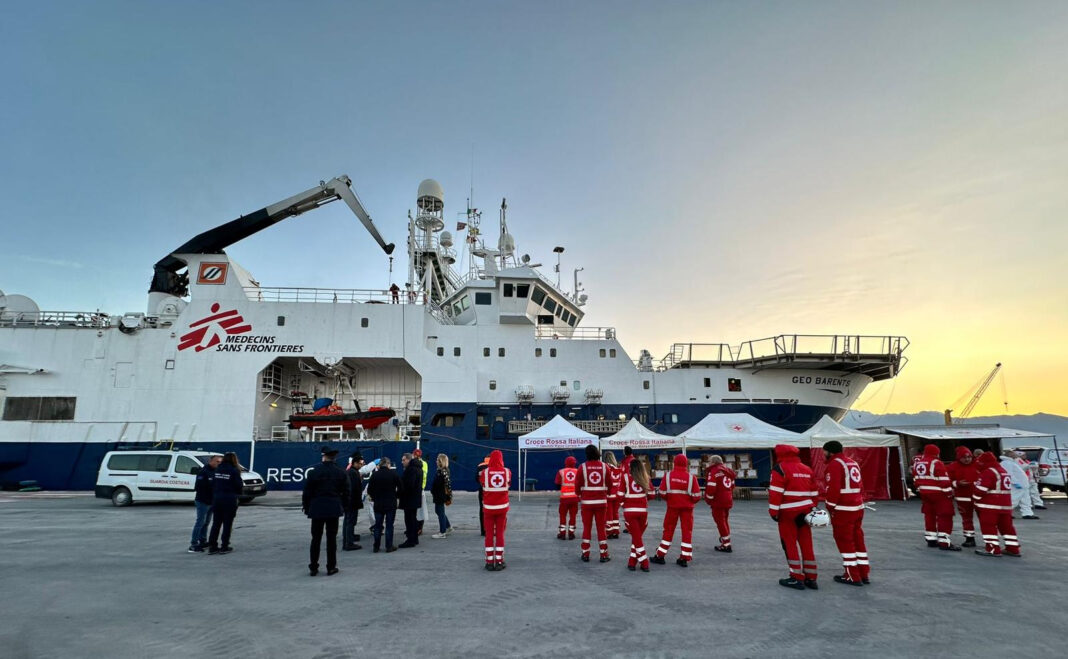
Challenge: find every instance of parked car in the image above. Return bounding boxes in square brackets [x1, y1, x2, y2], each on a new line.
[1009, 446, 1068, 491]
[95, 450, 267, 506]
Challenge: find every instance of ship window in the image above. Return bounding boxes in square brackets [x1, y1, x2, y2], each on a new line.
[609, 349, 616, 358]
[483, 347, 491, 357]
[475, 292, 492, 305]
[453, 302, 462, 316]
[454, 347, 461, 357]
[537, 315, 554, 325]
[531, 287, 546, 305]
[728, 378, 742, 392]
[665, 414, 679, 424]
[175, 456, 200, 475]
[277, 316, 285, 326]
[703, 378, 711, 388]
[489, 380, 497, 390]
[498, 348, 506, 357]
[437, 347, 444, 356]
[599, 348, 606, 358]
[461, 297, 470, 310]
[555, 305, 564, 318]
[477, 415, 486, 426]
[560, 380, 567, 386]
[361, 318, 369, 328]
[432, 413, 465, 427]
[140, 455, 172, 472]
[567, 315, 577, 326]
[106, 454, 141, 471]
[165, 359, 175, 370]
[503, 283, 514, 297]
[535, 348, 542, 357]
[543, 298, 557, 313]
[561, 310, 570, 323]
[2, 396, 77, 421]
[550, 348, 557, 357]
[643, 380, 650, 390]
[573, 380, 581, 390]
[516, 284, 530, 298]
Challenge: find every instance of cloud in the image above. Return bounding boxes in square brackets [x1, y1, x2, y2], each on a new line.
[17, 255, 85, 269]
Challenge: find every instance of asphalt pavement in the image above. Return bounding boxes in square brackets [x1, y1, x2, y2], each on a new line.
[1, 490, 1065, 658]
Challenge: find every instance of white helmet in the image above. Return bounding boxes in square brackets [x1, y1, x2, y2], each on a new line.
[805, 509, 830, 528]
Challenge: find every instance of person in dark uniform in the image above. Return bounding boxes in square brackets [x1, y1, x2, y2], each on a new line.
[343, 451, 365, 551]
[476, 455, 490, 537]
[366, 457, 403, 553]
[207, 452, 244, 554]
[399, 453, 423, 548]
[188, 454, 221, 553]
[302, 446, 350, 576]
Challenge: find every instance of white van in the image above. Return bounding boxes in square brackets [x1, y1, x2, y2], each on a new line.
[95, 450, 267, 506]
[1010, 446, 1068, 491]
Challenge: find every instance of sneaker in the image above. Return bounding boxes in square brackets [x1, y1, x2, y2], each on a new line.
[1035, 505, 1047, 510]
[581, 555, 590, 563]
[326, 567, 339, 576]
[833, 575, 862, 587]
[779, 578, 805, 590]
[431, 532, 448, 539]
[496, 561, 507, 571]
[207, 546, 220, 555]
[188, 545, 204, 554]
[309, 566, 318, 576]
[485, 563, 495, 571]
[385, 546, 398, 553]
[676, 558, 689, 567]
[219, 546, 233, 554]
[713, 545, 732, 553]
[599, 555, 611, 563]
[650, 556, 666, 565]
[557, 532, 567, 540]
[962, 537, 976, 547]
[804, 579, 818, 590]
[627, 565, 636, 572]
[398, 542, 416, 549]
[939, 544, 962, 552]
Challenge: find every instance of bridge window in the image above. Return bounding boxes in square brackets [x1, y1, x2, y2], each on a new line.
[475, 292, 492, 305]
[531, 287, 546, 305]
[503, 283, 514, 297]
[2, 396, 77, 421]
[567, 315, 577, 326]
[561, 310, 571, 323]
[544, 298, 557, 314]
[461, 297, 470, 310]
[555, 305, 564, 318]
[537, 315, 554, 325]
[516, 284, 530, 298]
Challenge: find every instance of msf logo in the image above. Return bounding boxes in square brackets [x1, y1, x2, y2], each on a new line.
[178, 303, 252, 352]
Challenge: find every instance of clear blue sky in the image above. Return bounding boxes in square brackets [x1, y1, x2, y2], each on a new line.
[2, 1, 1066, 414]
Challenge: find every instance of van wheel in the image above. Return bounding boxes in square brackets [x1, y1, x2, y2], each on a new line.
[111, 487, 132, 507]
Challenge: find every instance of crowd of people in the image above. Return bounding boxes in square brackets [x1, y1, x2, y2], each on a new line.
[184, 440, 1044, 584]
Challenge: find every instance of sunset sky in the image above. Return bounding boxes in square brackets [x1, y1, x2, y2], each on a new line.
[2, 1, 1065, 417]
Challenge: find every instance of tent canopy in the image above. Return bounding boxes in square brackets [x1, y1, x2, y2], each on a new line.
[801, 415, 900, 447]
[600, 418, 684, 450]
[678, 413, 805, 449]
[517, 415, 596, 449]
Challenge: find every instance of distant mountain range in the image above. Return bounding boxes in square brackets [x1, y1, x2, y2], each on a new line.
[841, 411, 1068, 439]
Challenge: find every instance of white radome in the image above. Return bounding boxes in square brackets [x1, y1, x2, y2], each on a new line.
[416, 178, 444, 208]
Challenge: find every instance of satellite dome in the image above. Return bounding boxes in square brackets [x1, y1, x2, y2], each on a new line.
[439, 231, 453, 248]
[416, 179, 444, 212]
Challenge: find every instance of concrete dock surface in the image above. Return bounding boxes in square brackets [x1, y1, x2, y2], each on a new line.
[1, 490, 1065, 658]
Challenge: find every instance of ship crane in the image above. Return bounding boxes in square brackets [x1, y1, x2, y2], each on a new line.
[944, 362, 1004, 425]
[150, 175, 395, 298]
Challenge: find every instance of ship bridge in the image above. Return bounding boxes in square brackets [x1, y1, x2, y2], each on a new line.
[658, 335, 908, 381]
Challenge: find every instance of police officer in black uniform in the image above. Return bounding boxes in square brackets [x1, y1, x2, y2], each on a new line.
[302, 445, 351, 576]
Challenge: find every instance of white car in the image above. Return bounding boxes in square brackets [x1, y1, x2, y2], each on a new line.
[1011, 446, 1068, 491]
[95, 450, 267, 506]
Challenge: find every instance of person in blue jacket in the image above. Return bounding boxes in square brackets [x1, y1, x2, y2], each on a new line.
[188, 454, 221, 553]
[207, 452, 244, 554]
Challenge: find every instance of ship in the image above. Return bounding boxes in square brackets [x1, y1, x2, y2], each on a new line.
[0, 175, 908, 491]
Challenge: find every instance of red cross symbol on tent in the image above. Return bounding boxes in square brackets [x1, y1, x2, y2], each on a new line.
[730, 424, 744, 432]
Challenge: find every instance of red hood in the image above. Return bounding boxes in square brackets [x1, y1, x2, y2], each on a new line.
[923, 444, 941, 458]
[564, 456, 577, 468]
[977, 452, 997, 469]
[489, 450, 504, 469]
[955, 446, 973, 461]
[774, 444, 800, 461]
[673, 454, 689, 470]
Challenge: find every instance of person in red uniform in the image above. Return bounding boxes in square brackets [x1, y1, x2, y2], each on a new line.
[972, 451, 1021, 557]
[621, 458, 655, 572]
[555, 456, 579, 540]
[619, 446, 635, 534]
[604, 451, 623, 539]
[822, 441, 869, 586]
[912, 444, 960, 551]
[651, 453, 701, 567]
[769, 444, 819, 590]
[575, 444, 610, 562]
[704, 455, 736, 553]
[480, 450, 511, 571]
[946, 446, 979, 547]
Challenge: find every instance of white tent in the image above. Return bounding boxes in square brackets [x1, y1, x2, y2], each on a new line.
[678, 413, 806, 449]
[799, 415, 900, 448]
[517, 415, 597, 500]
[600, 418, 684, 451]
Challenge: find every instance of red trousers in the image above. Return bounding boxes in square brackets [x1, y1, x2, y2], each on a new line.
[977, 509, 1020, 556]
[558, 499, 578, 532]
[831, 509, 868, 583]
[955, 499, 975, 539]
[624, 511, 649, 568]
[921, 495, 955, 547]
[656, 507, 694, 561]
[711, 507, 731, 547]
[606, 496, 621, 533]
[483, 510, 507, 564]
[580, 504, 608, 558]
[779, 511, 817, 581]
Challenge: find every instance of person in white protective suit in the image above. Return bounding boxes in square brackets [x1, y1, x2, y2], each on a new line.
[1014, 452, 1047, 511]
[999, 452, 1038, 520]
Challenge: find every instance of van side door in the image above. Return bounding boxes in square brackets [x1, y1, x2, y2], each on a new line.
[171, 455, 201, 499]
[137, 454, 178, 500]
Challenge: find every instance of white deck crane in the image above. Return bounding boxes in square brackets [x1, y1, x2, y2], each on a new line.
[944, 362, 1003, 425]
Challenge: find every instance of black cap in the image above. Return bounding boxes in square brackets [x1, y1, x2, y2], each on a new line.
[350, 450, 364, 462]
[321, 445, 339, 456]
[823, 440, 844, 454]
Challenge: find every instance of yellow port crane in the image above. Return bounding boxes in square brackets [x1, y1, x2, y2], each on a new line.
[944, 362, 1004, 425]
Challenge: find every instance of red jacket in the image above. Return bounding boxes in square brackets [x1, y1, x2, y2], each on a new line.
[607, 464, 623, 499]
[481, 450, 511, 512]
[768, 444, 817, 518]
[555, 456, 579, 501]
[913, 444, 952, 499]
[704, 464, 736, 509]
[657, 454, 701, 509]
[621, 472, 654, 513]
[973, 452, 1012, 512]
[576, 460, 609, 505]
[824, 453, 864, 513]
[946, 446, 980, 502]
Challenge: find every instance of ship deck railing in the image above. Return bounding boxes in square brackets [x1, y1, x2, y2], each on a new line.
[244, 286, 425, 305]
[0, 311, 112, 329]
[534, 326, 617, 340]
[656, 334, 909, 382]
[509, 418, 628, 435]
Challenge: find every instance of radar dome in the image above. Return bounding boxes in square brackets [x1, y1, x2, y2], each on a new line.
[0, 294, 40, 323]
[439, 231, 453, 248]
[416, 179, 444, 212]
